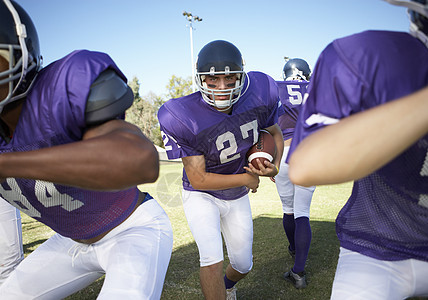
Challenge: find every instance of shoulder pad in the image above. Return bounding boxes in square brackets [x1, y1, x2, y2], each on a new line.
[85, 69, 134, 126]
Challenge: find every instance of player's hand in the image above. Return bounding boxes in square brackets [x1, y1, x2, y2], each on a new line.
[244, 160, 278, 178]
[244, 172, 260, 193]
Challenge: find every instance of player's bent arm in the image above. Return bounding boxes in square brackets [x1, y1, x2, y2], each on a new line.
[288, 86, 428, 187]
[182, 155, 259, 192]
[265, 124, 284, 170]
[0, 119, 159, 191]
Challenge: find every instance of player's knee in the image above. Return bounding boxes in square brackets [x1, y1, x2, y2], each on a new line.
[231, 260, 253, 274]
[294, 209, 310, 219]
[199, 254, 223, 267]
[297, 185, 315, 193]
[281, 196, 294, 214]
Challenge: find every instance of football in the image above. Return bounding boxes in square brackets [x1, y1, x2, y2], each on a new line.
[246, 129, 276, 170]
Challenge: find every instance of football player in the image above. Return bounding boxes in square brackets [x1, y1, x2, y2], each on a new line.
[0, 201, 23, 286]
[0, 1, 173, 298]
[158, 40, 284, 299]
[274, 58, 315, 289]
[288, 0, 428, 298]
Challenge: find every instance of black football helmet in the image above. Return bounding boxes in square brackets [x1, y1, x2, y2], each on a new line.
[283, 58, 311, 81]
[0, 0, 42, 112]
[195, 40, 246, 110]
[383, 0, 428, 46]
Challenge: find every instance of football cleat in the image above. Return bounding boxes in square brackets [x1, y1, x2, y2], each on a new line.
[283, 269, 307, 289]
[226, 286, 237, 300]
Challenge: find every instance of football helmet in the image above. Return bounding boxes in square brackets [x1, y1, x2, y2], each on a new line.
[283, 58, 311, 81]
[0, 0, 42, 112]
[383, 0, 428, 47]
[195, 40, 246, 110]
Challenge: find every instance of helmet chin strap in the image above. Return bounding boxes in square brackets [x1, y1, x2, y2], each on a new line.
[3, 0, 29, 96]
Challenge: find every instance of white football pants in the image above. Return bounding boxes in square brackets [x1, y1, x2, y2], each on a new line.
[275, 146, 315, 218]
[331, 247, 428, 300]
[0, 198, 173, 300]
[182, 190, 253, 274]
[0, 200, 23, 286]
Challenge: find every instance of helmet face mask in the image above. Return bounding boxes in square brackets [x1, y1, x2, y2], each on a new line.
[283, 58, 311, 82]
[283, 71, 307, 82]
[408, 0, 428, 37]
[195, 40, 246, 111]
[196, 70, 245, 110]
[0, 0, 42, 112]
[383, 0, 428, 47]
[383, 0, 428, 18]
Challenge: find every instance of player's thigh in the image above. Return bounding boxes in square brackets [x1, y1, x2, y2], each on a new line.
[220, 195, 253, 273]
[98, 199, 173, 299]
[275, 147, 295, 213]
[0, 200, 23, 283]
[0, 233, 102, 299]
[410, 258, 428, 297]
[182, 190, 223, 266]
[331, 247, 417, 300]
[0, 201, 22, 252]
[293, 185, 315, 218]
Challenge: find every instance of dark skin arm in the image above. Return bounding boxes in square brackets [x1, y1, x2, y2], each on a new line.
[0, 119, 159, 190]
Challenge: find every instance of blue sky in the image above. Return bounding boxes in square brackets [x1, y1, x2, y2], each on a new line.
[15, 0, 409, 97]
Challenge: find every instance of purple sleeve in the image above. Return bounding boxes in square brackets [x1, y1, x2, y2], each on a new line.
[46, 50, 126, 140]
[262, 75, 281, 129]
[276, 81, 309, 140]
[158, 104, 202, 160]
[287, 42, 367, 160]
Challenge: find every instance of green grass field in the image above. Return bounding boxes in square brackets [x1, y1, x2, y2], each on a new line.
[22, 161, 353, 299]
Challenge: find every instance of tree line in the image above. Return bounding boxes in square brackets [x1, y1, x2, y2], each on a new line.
[125, 75, 192, 147]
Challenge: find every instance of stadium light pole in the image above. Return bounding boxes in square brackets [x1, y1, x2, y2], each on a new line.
[183, 11, 202, 93]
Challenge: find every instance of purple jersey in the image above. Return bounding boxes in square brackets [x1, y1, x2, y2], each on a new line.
[158, 71, 280, 200]
[276, 80, 309, 140]
[0, 50, 140, 240]
[290, 30, 428, 261]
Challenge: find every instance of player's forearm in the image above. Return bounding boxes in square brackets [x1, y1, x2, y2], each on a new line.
[289, 87, 428, 186]
[187, 172, 252, 191]
[0, 129, 159, 190]
[183, 154, 257, 190]
[265, 124, 284, 169]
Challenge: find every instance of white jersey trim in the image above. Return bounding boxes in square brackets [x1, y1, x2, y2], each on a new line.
[305, 113, 339, 126]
